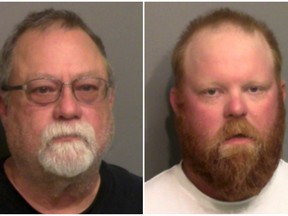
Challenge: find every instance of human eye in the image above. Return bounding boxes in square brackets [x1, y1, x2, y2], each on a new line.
[75, 77, 105, 93]
[76, 83, 99, 92]
[33, 86, 55, 94]
[27, 81, 58, 95]
[200, 88, 221, 97]
[246, 86, 266, 95]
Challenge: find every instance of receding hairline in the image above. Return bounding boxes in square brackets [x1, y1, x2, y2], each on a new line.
[13, 23, 105, 56]
[173, 20, 282, 88]
[10, 23, 110, 81]
[183, 23, 274, 68]
[0, 9, 115, 88]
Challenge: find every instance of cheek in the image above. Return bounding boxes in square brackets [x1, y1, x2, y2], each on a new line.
[183, 96, 224, 137]
[83, 105, 113, 144]
[4, 102, 53, 151]
[4, 111, 40, 157]
[248, 97, 279, 134]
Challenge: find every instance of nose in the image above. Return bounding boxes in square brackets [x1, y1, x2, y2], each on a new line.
[224, 92, 247, 119]
[53, 85, 82, 120]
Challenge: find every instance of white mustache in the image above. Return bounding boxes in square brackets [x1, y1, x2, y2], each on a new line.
[41, 122, 96, 147]
[39, 122, 98, 177]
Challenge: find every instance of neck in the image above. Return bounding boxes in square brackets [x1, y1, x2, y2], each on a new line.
[4, 157, 101, 213]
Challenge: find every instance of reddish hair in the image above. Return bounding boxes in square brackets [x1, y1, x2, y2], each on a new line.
[172, 8, 282, 88]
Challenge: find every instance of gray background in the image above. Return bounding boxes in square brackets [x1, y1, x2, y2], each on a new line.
[0, 2, 143, 177]
[146, 2, 288, 180]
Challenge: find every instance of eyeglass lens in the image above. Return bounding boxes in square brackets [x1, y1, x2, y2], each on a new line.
[26, 78, 108, 105]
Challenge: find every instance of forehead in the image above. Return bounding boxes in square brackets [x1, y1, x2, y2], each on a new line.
[183, 24, 274, 77]
[11, 26, 107, 81]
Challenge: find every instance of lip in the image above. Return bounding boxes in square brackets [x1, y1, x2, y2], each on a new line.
[223, 136, 254, 146]
[52, 135, 80, 143]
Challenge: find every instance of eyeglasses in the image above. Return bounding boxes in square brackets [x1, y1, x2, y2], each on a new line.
[1, 77, 111, 105]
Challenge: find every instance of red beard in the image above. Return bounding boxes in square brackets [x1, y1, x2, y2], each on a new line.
[175, 90, 285, 201]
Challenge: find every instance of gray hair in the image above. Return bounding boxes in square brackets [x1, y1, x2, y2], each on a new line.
[0, 8, 114, 88]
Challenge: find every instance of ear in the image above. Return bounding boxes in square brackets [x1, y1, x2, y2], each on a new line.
[280, 80, 286, 102]
[170, 87, 182, 115]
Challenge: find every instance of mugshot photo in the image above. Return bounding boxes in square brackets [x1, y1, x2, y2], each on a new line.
[145, 2, 288, 214]
[0, 2, 142, 213]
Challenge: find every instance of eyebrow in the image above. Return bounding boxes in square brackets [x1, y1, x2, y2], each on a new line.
[26, 73, 56, 80]
[26, 71, 105, 81]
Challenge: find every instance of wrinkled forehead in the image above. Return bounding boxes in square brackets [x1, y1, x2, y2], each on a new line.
[10, 26, 108, 82]
[13, 25, 105, 60]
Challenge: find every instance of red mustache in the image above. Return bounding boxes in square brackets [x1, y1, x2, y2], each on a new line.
[216, 118, 260, 145]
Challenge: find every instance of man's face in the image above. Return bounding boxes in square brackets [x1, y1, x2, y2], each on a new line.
[0, 26, 114, 178]
[170, 25, 286, 201]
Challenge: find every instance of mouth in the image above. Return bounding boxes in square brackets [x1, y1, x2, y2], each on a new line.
[51, 135, 81, 143]
[223, 133, 254, 145]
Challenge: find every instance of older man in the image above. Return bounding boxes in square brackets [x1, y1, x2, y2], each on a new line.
[145, 8, 288, 213]
[0, 9, 142, 213]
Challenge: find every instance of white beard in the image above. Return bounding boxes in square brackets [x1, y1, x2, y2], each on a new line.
[38, 122, 99, 178]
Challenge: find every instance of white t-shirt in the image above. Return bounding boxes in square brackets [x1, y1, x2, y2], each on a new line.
[145, 159, 288, 214]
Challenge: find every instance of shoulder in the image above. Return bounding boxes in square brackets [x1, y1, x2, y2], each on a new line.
[278, 159, 288, 171]
[91, 161, 142, 214]
[0, 157, 12, 189]
[251, 159, 288, 213]
[100, 161, 142, 188]
[146, 164, 180, 192]
[0, 157, 37, 213]
[271, 159, 288, 183]
[0, 157, 6, 177]
[145, 164, 185, 213]
[272, 159, 288, 184]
